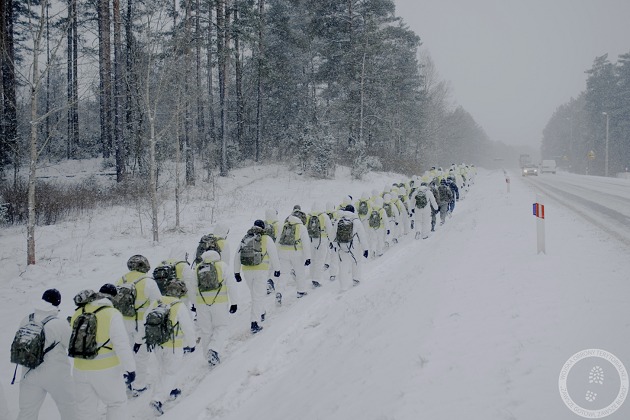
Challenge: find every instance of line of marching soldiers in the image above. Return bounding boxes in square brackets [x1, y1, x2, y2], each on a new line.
[8, 164, 475, 419]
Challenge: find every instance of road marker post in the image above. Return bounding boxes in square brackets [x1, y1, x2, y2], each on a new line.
[533, 195, 546, 254]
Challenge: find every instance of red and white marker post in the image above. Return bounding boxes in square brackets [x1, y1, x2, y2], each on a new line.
[532, 195, 546, 254]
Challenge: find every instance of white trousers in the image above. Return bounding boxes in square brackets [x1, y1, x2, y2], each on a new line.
[243, 269, 268, 323]
[73, 366, 128, 420]
[196, 302, 229, 357]
[152, 346, 183, 403]
[337, 250, 363, 291]
[414, 206, 431, 239]
[368, 227, 386, 257]
[17, 363, 77, 420]
[309, 238, 329, 283]
[278, 250, 308, 294]
[123, 319, 151, 389]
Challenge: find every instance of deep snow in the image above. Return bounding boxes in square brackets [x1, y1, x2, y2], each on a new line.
[1, 162, 629, 420]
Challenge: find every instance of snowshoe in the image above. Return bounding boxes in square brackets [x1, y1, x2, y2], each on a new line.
[415, 232, 421, 240]
[251, 321, 263, 334]
[207, 349, 220, 367]
[353, 279, 360, 286]
[261, 312, 266, 322]
[150, 400, 164, 416]
[297, 291, 308, 298]
[275, 292, 282, 306]
[266, 279, 275, 295]
[169, 389, 181, 401]
[312, 280, 321, 288]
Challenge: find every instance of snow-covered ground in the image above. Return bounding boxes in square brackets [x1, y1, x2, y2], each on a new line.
[1, 163, 629, 420]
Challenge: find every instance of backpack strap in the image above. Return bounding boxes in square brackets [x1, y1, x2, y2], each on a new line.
[197, 262, 223, 307]
[85, 305, 113, 352]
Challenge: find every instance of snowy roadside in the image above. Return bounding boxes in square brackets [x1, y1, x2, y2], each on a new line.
[2, 165, 629, 420]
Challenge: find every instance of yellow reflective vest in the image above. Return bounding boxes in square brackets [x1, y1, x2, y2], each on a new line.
[71, 303, 120, 371]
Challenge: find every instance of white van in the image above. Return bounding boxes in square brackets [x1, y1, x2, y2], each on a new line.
[540, 160, 557, 174]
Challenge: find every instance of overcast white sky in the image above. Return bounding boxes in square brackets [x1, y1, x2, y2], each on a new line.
[394, 0, 630, 150]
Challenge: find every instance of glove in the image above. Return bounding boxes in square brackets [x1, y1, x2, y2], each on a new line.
[124, 371, 136, 385]
[274, 270, 280, 277]
[304, 259, 311, 266]
[133, 343, 141, 354]
[234, 273, 242, 282]
[190, 304, 196, 313]
[363, 250, 368, 259]
[229, 304, 237, 314]
[387, 229, 390, 235]
[183, 346, 195, 354]
[395, 222, 399, 226]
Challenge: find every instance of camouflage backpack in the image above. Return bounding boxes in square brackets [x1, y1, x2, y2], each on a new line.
[368, 209, 381, 229]
[264, 222, 277, 241]
[383, 202, 393, 218]
[152, 261, 186, 295]
[197, 262, 221, 292]
[357, 200, 369, 217]
[278, 222, 298, 248]
[112, 277, 146, 318]
[144, 301, 180, 350]
[194, 234, 221, 264]
[438, 184, 451, 202]
[68, 306, 111, 359]
[240, 227, 265, 266]
[307, 215, 321, 239]
[10, 314, 57, 370]
[164, 279, 188, 299]
[335, 217, 355, 244]
[415, 191, 428, 209]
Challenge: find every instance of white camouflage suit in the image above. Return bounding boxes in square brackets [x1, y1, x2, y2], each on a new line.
[307, 203, 335, 285]
[149, 295, 196, 406]
[16, 300, 78, 420]
[410, 185, 438, 240]
[277, 214, 312, 297]
[72, 297, 136, 420]
[335, 210, 369, 291]
[188, 250, 239, 362]
[234, 226, 281, 323]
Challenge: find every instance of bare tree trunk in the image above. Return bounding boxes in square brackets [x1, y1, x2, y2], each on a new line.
[206, 4, 216, 178]
[98, 0, 112, 158]
[233, 4, 243, 153]
[217, 0, 228, 176]
[149, 113, 158, 241]
[1, 0, 18, 169]
[184, 0, 195, 185]
[27, 0, 48, 265]
[255, 0, 264, 162]
[113, 0, 125, 181]
[66, 0, 75, 158]
[194, 0, 205, 154]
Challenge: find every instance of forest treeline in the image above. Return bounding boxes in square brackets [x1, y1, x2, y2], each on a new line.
[541, 53, 630, 176]
[1, 0, 507, 184]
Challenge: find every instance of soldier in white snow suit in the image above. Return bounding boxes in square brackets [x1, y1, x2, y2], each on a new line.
[71, 289, 136, 420]
[148, 294, 196, 416]
[355, 192, 373, 251]
[15, 289, 78, 420]
[115, 254, 162, 394]
[410, 184, 438, 240]
[190, 250, 238, 366]
[276, 210, 312, 302]
[335, 205, 369, 291]
[234, 220, 281, 334]
[307, 203, 334, 288]
[324, 202, 340, 281]
[264, 209, 281, 294]
[366, 196, 390, 258]
[382, 193, 402, 243]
